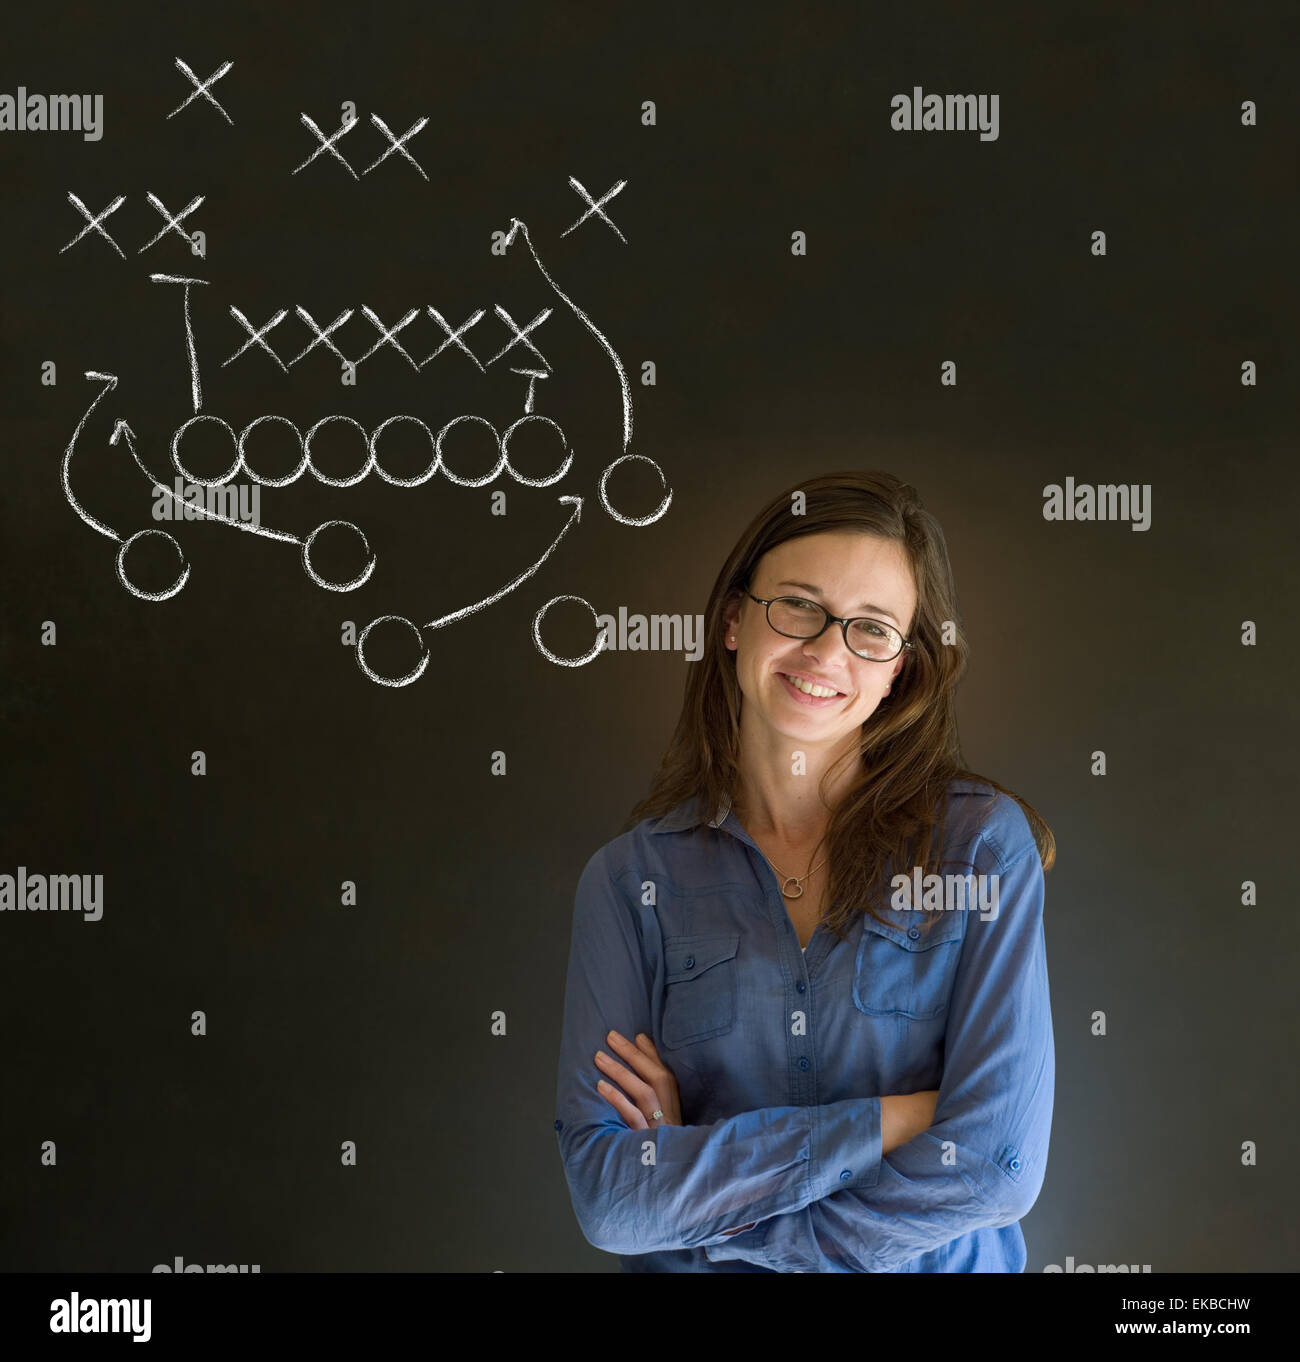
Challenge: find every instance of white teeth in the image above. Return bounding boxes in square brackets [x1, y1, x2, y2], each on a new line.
[784, 674, 839, 698]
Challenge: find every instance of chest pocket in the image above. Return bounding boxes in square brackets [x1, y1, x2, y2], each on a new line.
[660, 933, 740, 1048]
[852, 911, 966, 1020]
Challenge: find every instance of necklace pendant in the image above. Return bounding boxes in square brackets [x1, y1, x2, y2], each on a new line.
[782, 877, 803, 898]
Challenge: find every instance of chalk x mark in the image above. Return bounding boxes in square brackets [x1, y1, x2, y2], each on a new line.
[485, 305, 552, 371]
[561, 177, 627, 243]
[363, 114, 429, 180]
[356, 307, 421, 369]
[420, 308, 486, 371]
[60, 193, 127, 258]
[223, 307, 289, 371]
[293, 114, 358, 179]
[290, 307, 356, 366]
[138, 192, 205, 252]
[168, 59, 234, 125]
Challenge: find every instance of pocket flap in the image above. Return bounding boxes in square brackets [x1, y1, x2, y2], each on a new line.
[664, 933, 740, 984]
[861, 905, 967, 951]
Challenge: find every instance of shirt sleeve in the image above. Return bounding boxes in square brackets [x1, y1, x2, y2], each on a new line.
[555, 844, 885, 1263]
[705, 808, 1054, 1272]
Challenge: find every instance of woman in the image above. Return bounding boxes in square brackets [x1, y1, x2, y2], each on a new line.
[553, 470, 1056, 1272]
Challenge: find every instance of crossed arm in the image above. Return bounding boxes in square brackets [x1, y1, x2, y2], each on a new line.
[556, 828, 1052, 1270]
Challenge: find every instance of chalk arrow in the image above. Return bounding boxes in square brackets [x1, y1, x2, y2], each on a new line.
[422, 494, 583, 630]
[111, 419, 299, 545]
[63, 372, 123, 542]
[502, 218, 632, 455]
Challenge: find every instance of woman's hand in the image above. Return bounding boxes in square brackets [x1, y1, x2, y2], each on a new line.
[594, 1030, 683, 1129]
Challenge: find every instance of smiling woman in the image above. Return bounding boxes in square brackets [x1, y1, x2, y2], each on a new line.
[553, 470, 1056, 1273]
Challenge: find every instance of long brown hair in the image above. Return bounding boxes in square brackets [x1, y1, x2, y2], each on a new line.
[622, 470, 1055, 940]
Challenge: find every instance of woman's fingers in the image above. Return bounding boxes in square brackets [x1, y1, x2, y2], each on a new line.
[596, 1078, 646, 1129]
[607, 1029, 662, 1077]
[594, 1048, 656, 1107]
[595, 1031, 672, 1128]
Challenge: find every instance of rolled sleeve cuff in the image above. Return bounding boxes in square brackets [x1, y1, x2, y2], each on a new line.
[811, 1097, 882, 1195]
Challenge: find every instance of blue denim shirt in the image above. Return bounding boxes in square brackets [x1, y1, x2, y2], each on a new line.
[553, 778, 1054, 1272]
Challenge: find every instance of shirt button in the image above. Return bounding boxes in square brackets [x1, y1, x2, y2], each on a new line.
[796, 981, 806, 994]
[908, 927, 920, 939]
[684, 955, 694, 969]
[798, 1056, 809, 1070]
[1009, 1157, 1022, 1172]
[839, 1170, 852, 1182]
[554, 1120, 563, 1131]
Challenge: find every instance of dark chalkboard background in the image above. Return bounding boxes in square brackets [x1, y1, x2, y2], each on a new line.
[2, 1, 1297, 1273]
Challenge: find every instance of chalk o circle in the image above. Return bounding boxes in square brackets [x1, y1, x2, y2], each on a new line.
[237, 415, 308, 487]
[300, 520, 376, 592]
[532, 594, 605, 667]
[304, 415, 374, 487]
[435, 414, 505, 488]
[599, 453, 673, 526]
[370, 415, 439, 488]
[171, 414, 241, 487]
[355, 615, 430, 688]
[501, 414, 572, 488]
[115, 529, 190, 602]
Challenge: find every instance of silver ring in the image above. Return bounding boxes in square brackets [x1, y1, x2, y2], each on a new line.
[651, 1110, 664, 1122]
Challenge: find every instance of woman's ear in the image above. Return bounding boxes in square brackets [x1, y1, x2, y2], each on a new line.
[722, 593, 742, 645]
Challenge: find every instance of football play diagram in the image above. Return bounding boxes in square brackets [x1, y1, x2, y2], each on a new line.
[61, 193, 671, 686]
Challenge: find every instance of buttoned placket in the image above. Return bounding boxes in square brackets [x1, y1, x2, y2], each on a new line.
[711, 806, 822, 1107]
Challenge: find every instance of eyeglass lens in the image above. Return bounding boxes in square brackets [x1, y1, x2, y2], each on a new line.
[767, 596, 900, 660]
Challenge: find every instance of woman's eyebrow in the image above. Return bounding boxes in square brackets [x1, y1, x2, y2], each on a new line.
[775, 580, 901, 625]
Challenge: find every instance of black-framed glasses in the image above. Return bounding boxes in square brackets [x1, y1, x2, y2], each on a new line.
[745, 592, 913, 662]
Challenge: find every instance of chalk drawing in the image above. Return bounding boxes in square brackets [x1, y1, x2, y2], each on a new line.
[293, 113, 359, 179]
[484, 306, 553, 371]
[560, 177, 627, 243]
[167, 59, 234, 125]
[138, 192, 205, 253]
[59, 192, 127, 258]
[363, 114, 429, 181]
[62, 192, 672, 684]
[420, 308, 486, 371]
[293, 109, 430, 181]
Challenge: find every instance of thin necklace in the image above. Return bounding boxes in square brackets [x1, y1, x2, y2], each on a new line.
[751, 840, 829, 899]
[733, 799, 829, 898]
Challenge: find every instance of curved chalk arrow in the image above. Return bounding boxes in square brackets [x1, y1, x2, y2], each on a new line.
[422, 494, 583, 629]
[112, 420, 299, 545]
[356, 494, 585, 687]
[63, 372, 124, 541]
[111, 420, 376, 593]
[503, 219, 632, 454]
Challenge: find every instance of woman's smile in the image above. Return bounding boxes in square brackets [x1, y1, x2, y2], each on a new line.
[778, 669, 849, 706]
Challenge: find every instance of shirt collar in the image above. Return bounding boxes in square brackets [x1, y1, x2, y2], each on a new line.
[649, 790, 732, 833]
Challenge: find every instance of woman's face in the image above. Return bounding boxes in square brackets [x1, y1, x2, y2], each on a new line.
[724, 530, 918, 748]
